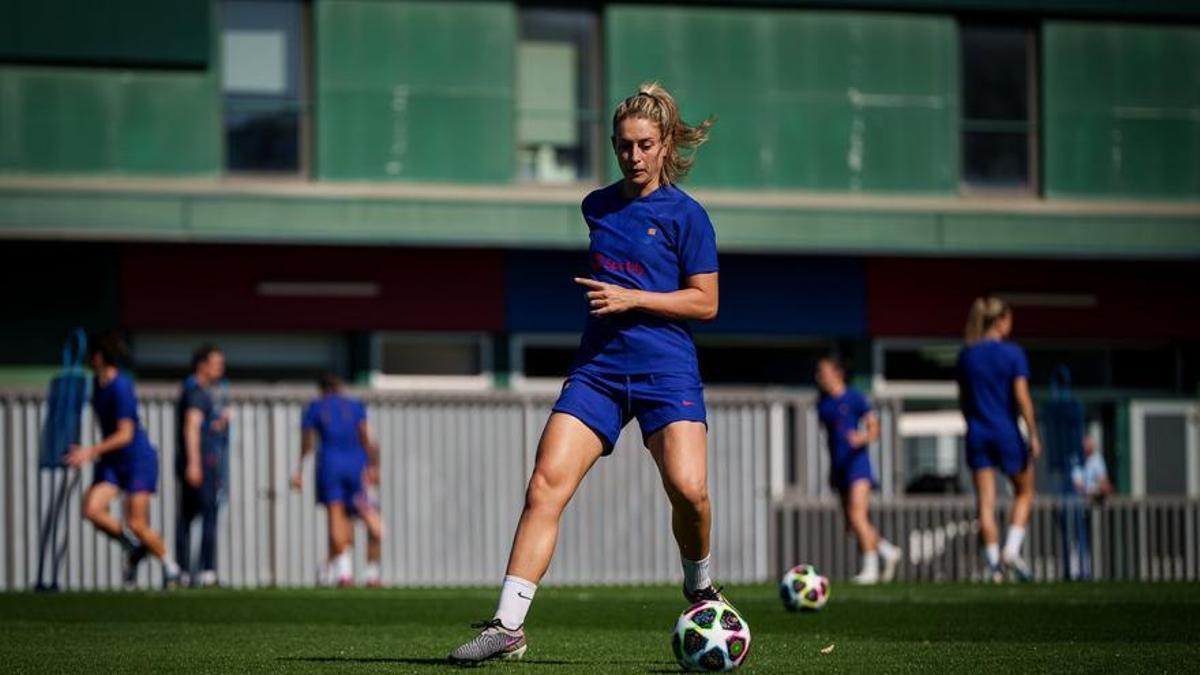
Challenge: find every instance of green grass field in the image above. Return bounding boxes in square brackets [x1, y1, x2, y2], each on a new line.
[2, 582, 1197, 673]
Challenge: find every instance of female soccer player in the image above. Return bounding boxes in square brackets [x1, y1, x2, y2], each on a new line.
[450, 82, 720, 664]
[958, 297, 1041, 582]
[814, 355, 901, 584]
[290, 374, 384, 587]
[65, 332, 181, 588]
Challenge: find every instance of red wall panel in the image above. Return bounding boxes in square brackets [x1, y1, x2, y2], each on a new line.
[120, 244, 505, 331]
[867, 257, 1198, 340]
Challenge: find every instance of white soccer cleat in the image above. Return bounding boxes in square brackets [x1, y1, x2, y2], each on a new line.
[880, 544, 902, 583]
[1003, 554, 1033, 583]
[850, 570, 879, 585]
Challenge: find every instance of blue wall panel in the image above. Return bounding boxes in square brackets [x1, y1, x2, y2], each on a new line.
[506, 251, 867, 336]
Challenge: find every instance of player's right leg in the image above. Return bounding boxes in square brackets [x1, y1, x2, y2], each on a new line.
[326, 502, 353, 586]
[1002, 456, 1036, 582]
[175, 481, 200, 586]
[972, 467, 1004, 583]
[124, 489, 181, 587]
[842, 479, 882, 584]
[82, 478, 146, 587]
[448, 412, 605, 664]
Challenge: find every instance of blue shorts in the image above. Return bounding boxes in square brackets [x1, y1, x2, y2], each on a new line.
[551, 369, 708, 454]
[830, 451, 876, 493]
[94, 450, 159, 494]
[966, 427, 1029, 476]
[317, 456, 367, 516]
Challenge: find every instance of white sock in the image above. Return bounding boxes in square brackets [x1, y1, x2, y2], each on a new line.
[162, 557, 181, 577]
[682, 555, 712, 592]
[1004, 526, 1026, 560]
[860, 551, 880, 576]
[985, 543, 1001, 567]
[494, 575, 537, 630]
[879, 539, 899, 558]
[364, 563, 381, 583]
[336, 551, 352, 579]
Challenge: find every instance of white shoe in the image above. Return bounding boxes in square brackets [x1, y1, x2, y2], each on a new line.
[880, 544, 902, 583]
[198, 570, 218, 587]
[851, 570, 879, 585]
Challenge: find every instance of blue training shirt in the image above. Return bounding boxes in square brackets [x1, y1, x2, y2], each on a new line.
[957, 339, 1030, 434]
[92, 372, 155, 462]
[302, 394, 367, 463]
[573, 182, 719, 376]
[817, 388, 872, 465]
[176, 375, 229, 477]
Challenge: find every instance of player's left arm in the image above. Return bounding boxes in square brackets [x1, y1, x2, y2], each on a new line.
[575, 272, 718, 321]
[858, 412, 881, 447]
[1013, 377, 1041, 458]
[358, 419, 380, 486]
[65, 419, 135, 467]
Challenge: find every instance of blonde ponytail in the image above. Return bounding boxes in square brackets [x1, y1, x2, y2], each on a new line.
[612, 82, 715, 185]
[965, 296, 1011, 344]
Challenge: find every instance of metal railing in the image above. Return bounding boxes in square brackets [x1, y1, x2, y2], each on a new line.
[773, 495, 1200, 582]
[0, 385, 776, 590]
[2, 385, 1196, 589]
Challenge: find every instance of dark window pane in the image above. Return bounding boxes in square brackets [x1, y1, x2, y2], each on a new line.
[963, 131, 1030, 187]
[961, 26, 1029, 122]
[1025, 348, 1106, 388]
[883, 346, 959, 381]
[517, 9, 599, 183]
[226, 105, 299, 171]
[1112, 346, 1178, 390]
[697, 344, 833, 386]
[222, 0, 303, 173]
[522, 345, 577, 378]
[381, 341, 481, 376]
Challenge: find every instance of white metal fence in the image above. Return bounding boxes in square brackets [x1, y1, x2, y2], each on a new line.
[0, 385, 777, 591]
[773, 495, 1200, 582]
[3, 385, 1197, 590]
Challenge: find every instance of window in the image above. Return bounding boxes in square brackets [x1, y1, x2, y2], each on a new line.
[371, 333, 492, 390]
[509, 334, 579, 391]
[221, 0, 307, 174]
[131, 332, 345, 381]
[516, 9, 601, 184]
[960, 24, 1037, 191]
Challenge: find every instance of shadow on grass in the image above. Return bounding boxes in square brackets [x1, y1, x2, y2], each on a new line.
[277, 656, 678, 669]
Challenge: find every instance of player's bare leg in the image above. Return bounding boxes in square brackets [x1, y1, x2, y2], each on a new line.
[843, 480, 901, 583]
[647, 421, 726, 605]
[450, 413, 604, 664]
[973, 468, 1004, 582]
[124, 492, 180, 587]
[327, 503, 353, 586]
[1003, 462, 1036, 582]
[82, 482, 124, 541]
[361, 506, 384, 587]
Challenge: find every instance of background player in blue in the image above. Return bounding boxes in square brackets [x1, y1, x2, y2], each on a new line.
[815, 355, 901, 585]
[175, 344, 230, 588]
[65, 332, 181, 588]
[451, 82, 720, 664]
[290, 373, 384, 588]
[958, 297, 1042, 582]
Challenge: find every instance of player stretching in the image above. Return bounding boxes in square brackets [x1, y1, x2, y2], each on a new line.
[290, 374, 384, 587]
[958, 297, 1041, 582]
[814, 355, 901, 584]
[450, 82, 720, 664]
[66, 332, 181, 588]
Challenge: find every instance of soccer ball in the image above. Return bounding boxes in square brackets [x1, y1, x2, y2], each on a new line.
[671, 600, 751, 671]
[779, 564, 830, 612]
